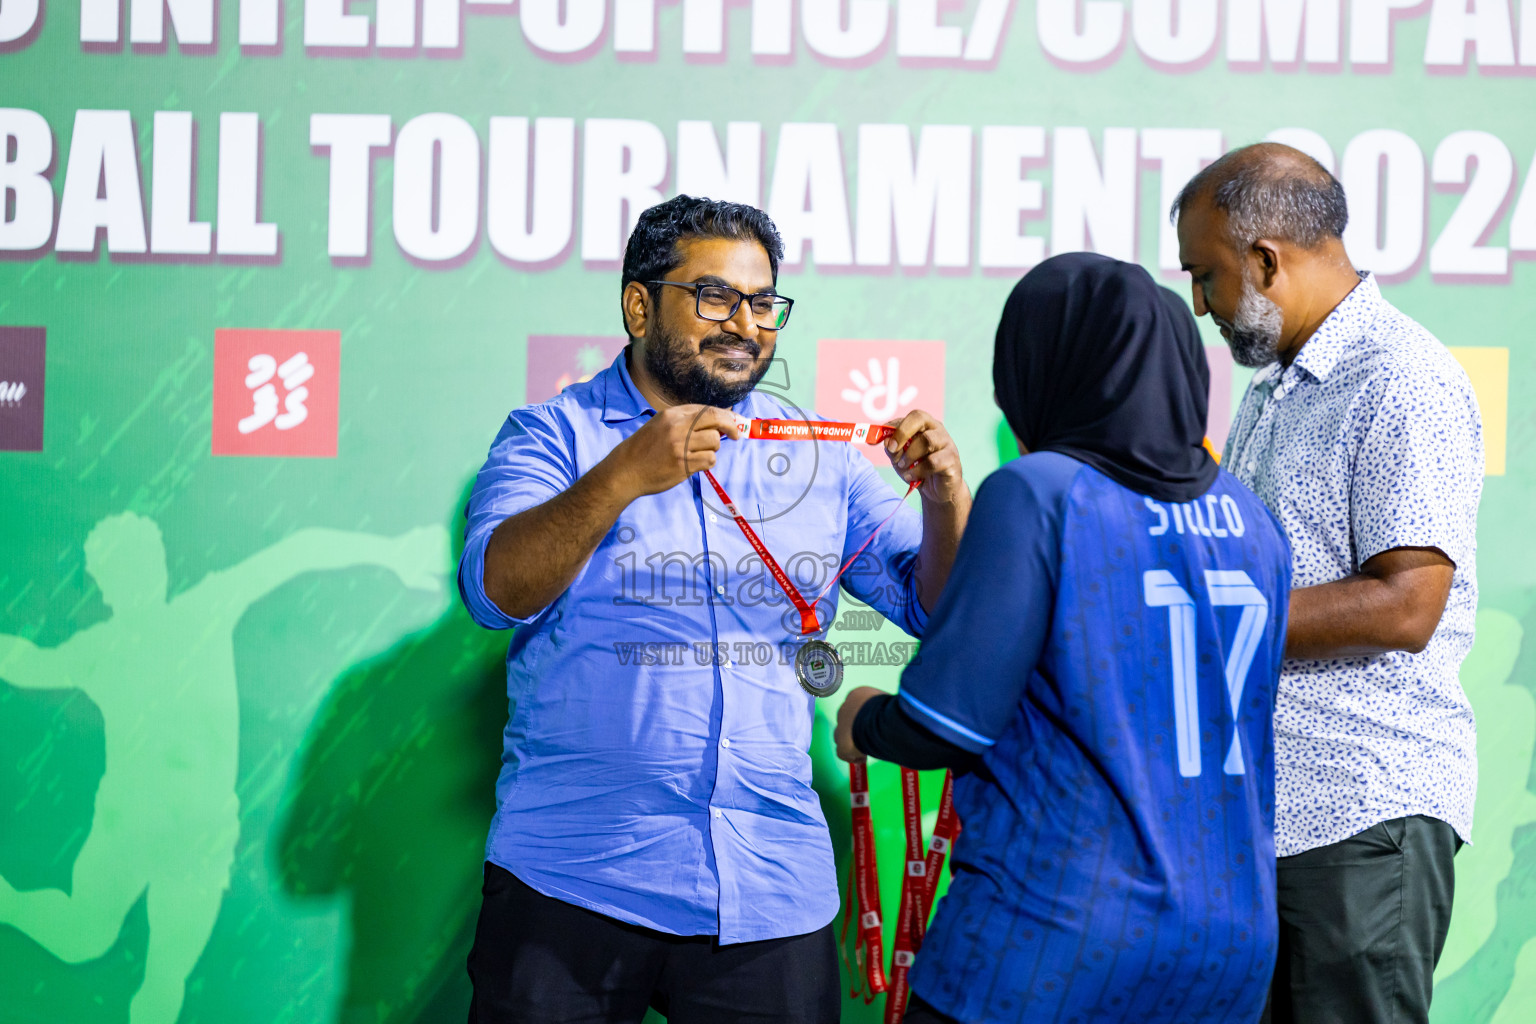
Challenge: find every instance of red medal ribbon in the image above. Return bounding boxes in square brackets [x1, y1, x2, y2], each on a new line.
[737, 417, 900, 446]
[850, 768, 960, 1024]
[849, 762, 888, 996]
[702, 468, 823, 634]
[701, 417, 917, 636]
[919, 772, 960, 932]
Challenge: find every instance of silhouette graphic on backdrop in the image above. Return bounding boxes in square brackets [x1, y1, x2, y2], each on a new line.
[277, 485, 509, 1024]
[0, 512, 448, 1024]
[1434, 607, 1536, 1024]
[1438, 610, 1536, 979]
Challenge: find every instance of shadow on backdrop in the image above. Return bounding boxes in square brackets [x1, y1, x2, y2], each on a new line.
[276, 483, 509, 1024]
[1432, 605, 1536, 1024]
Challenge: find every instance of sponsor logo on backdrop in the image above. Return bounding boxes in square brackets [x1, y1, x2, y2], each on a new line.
[816, 340, 945, 466]
[526, 335, 628, 405]
[0, 326, 45, 452]
[212, 329, 339, 457]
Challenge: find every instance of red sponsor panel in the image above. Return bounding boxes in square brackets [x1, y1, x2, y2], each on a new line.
[526, 335, 628, 405]
[815, 340, 946, 466]
[212, 329, 340, 457]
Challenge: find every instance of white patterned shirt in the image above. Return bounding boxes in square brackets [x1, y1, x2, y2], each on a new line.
[1224, 273, 1483, 857]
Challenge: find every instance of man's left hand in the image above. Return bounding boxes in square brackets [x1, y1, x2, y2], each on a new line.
[834, 685, 884, 763]
[884, 410, 964, 504]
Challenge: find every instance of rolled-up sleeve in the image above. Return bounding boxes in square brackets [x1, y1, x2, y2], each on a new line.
[458, 405, 579, 629]
[836, 448, 929, 637]
[1350, 361, 1483, 570]
[896, 462, 1067, 754]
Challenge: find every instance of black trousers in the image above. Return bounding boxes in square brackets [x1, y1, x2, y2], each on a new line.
[1264, 815, 1460, 1024]
[466, 862, 840, 1024]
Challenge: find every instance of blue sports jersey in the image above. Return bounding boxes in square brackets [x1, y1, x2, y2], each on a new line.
[898, 452, 1291, 1024]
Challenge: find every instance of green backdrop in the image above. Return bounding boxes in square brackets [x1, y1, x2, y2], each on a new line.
[2, 2, 1534, 1022]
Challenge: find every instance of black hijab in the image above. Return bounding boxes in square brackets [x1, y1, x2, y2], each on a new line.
[993, 253, 1218, 503]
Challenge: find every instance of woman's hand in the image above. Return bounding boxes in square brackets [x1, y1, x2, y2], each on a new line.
[834, 686, 885, 763]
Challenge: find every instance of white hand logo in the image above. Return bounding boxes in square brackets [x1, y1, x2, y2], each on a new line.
[238, 352, 314, 435]
[841, 357, 918, 421]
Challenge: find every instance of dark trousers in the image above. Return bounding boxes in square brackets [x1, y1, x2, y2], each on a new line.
[1264, 815, 1460, 1024]
[466, 862, 840, 1024]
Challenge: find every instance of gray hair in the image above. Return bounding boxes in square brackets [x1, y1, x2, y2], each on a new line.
[1169, 142, 1348, 251]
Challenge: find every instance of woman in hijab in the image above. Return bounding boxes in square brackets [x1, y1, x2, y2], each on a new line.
[834, 254, 1293, 1024]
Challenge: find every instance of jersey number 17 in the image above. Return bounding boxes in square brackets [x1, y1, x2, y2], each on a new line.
[1143, 570, 1270, 779]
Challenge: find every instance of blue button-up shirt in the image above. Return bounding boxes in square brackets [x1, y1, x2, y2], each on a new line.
[458, 351, 929, 942]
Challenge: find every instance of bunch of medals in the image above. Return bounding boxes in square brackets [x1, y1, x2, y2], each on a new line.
[843, 763, 960, 1024]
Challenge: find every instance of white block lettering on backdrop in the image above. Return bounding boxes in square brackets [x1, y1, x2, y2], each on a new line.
[151, 111, 213, 256]
[897, 0, 964, 58]
[1052, 127, 1138, 260]
[130, 0, 213, 46]
[1423, 0, 1516, 67]
[676, 121, 763, 207]
[1350, 0, 1423, 66]
[803, 0, 890, 60]
[218, 113, 280, 257]
[522, 0, 606, 55]
[582, 119, 668, 263]
[1133, 0, 1220, 66]
[488, 117, 577, 265]
[1141, 128, 1224, 270]
[0, 0, 39, 42]
[613, 0, 657, 53]
[393, 114, 479, 263]
[0, 108, 53, 251]
[1341, 128, 1425, 278]
[767, 123, 854, 267]
[56, 110, 147, 255]
[304, 0, 369, 47]
[683, 0, 726, 55]
[855, 124, 973, 269]
[1226, 0, 1342, 66]
[239, 0, 279, 46]
[310, 113, 393, 259]
[752, 0, 794, 55]
[1038, 0, 1126, 63]
[79, 0, 120, 42]
[1429, 131, 1513, 279]
[978, 125, 1047, 270]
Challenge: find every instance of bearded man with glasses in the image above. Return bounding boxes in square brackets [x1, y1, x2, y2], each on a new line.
[456, 195, 971, 1024]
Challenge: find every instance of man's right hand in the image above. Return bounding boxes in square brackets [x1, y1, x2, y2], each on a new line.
[603, 405, 745, 499]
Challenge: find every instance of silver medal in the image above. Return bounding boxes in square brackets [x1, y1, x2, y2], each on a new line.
[794, 639, 844, 698]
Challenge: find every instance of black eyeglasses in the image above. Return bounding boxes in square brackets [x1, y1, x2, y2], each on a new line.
[647, 280, 794, 331]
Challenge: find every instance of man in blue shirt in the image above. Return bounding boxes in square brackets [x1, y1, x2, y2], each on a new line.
[457, 196, 970, 1023]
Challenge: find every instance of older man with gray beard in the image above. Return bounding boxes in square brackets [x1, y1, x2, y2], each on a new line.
[1173, 143, 1484, 1024]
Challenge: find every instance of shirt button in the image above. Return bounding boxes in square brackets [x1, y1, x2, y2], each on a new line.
[721, 737, 732, 748]
[710, 513, 719, 523]
[713, 808, 722, 819]
[1246, 462, 1257, 473]
[715, 585, 726, 595]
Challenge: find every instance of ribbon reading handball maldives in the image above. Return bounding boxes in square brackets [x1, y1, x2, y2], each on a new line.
[845, 762, 960, 1023]
[701, 417, 918, 698]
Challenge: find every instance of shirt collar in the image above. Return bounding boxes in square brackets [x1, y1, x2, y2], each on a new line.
[1288, 272, 1381, 384]
[599, 346, 654, 423]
